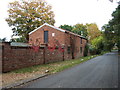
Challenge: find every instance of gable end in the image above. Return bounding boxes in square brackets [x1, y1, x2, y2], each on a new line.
[29, 23, 65, 35]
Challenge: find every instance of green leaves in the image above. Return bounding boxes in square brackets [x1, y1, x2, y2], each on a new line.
[59, 25, 73, 31]
[6, 0, 55, 42]
[59, 23, 101, 40]
[86, 23, 101, 43]
[59, 24, 88, 38]
[72, 24, 88, 38]
[102, 5, 120, 52]
[91, 36, 104, 50]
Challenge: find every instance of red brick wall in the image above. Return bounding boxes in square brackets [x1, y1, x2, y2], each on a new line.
[81, 38, 87, 56]
[29, 25, 87, 59]
[2, 42, 72, 72]
[2, 42, 44, 72]
[45, 48, 64, 63]
[64, 32, 87, 59]
[74, 36, 81, 58]
[1, 39, 87, 72]
[0, 43, 2, 73]
[29, 25, 65, 46]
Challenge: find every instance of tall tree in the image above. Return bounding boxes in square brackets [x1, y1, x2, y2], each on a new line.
[6, 0, 55, 42]
[111, 5, 120, 52]
[102, 5, 120, 52]
[72, 24, 88, 38]
[86, 23, 101, 43]
[102, 24, 116, 51]
[59, 24, 73, 31]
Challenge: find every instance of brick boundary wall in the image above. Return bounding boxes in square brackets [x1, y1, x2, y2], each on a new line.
[0, 43, 2, 73]
[1, 42, 75, 72]
[1, 41, 88, 73]
[0, 42, 2, 87]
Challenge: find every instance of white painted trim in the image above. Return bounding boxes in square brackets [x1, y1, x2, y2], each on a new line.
[29, 23, 65, 35]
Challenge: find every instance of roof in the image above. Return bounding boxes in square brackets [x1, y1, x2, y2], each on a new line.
[29, 23, 87, 40]
[65, 30, 81, 37]
[10, 42, 30, 47]
[29, 23, 65, 35]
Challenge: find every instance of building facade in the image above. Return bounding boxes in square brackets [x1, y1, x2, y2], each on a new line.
[29, 23, 87, 59]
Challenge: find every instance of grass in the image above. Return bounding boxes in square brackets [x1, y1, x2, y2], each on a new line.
[100, 51, 109, 55]
[2, 54, 102, 86]
[11, 54, 99, 74]
[11, 64, 51, 73]
[51, 55, 99, 73]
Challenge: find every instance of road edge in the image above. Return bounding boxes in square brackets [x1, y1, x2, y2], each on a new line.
[2, 74, 48, 89]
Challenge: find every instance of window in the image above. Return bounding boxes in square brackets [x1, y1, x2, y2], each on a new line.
[52, 33, 55, 37]
[44, 31, 48, 43]
[80, 38, 82, 44]
[80, 47, 82, 53]
[67, 46, 71, 54]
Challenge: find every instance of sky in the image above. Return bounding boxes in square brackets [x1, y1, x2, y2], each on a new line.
[0, 0, 118, 41]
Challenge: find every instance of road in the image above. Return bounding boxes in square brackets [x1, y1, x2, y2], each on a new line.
[19, 51, 118, 88]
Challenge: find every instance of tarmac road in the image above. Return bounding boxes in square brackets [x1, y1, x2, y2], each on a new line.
[19, 51, 118, 88]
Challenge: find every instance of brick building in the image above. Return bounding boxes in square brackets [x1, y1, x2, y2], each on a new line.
[1, 23, 88, 72]
[29, 23, 87, 59]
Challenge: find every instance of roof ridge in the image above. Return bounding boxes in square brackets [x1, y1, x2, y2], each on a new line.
[29, 23, 65, 35]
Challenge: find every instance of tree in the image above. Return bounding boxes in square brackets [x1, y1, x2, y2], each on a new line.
[91, 36, 104, 49]
[111, 5, 120, 52]
[0, 38, 7, 42]
[86, 23, 101, 43]
[10, 37, 27, 43]
[6, 0, 55, 42]
[102, 5, 120, 52]
[89, 35, 106, 54]
[72, 24, 88, 38]
[59, 24, 73, 31]
[102, 24, 116, 52]
[108, 0, 120, 4]
[84, 43, 89, 56]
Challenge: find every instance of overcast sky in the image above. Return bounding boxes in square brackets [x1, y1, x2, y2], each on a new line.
[0, 0, 118, 41]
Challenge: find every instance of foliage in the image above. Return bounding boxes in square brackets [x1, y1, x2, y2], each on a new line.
[6, 0, 55, 42]
[90, 35, 106, 54]
[72, 24, 88, 38]
[111, 5, 120, 52]
[0, 37, 7, 42]
[91, 36, 104, 50]
[102, 5, 120, 52]
[10, 37, 27, 43]
[103, 39, 114, 52]
[59, 24, 73, 31]
[89, 45, 97, 55]
[86, 23, 101, 43]
[84, 43, 89, 56]
[102, 24, 115, 51]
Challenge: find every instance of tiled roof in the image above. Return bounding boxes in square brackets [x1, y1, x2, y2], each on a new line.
[10, 42, 30, 47]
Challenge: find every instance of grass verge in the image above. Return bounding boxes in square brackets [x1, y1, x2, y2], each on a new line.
[2, 54, 102, 86]
[11, 55, 99, 74]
